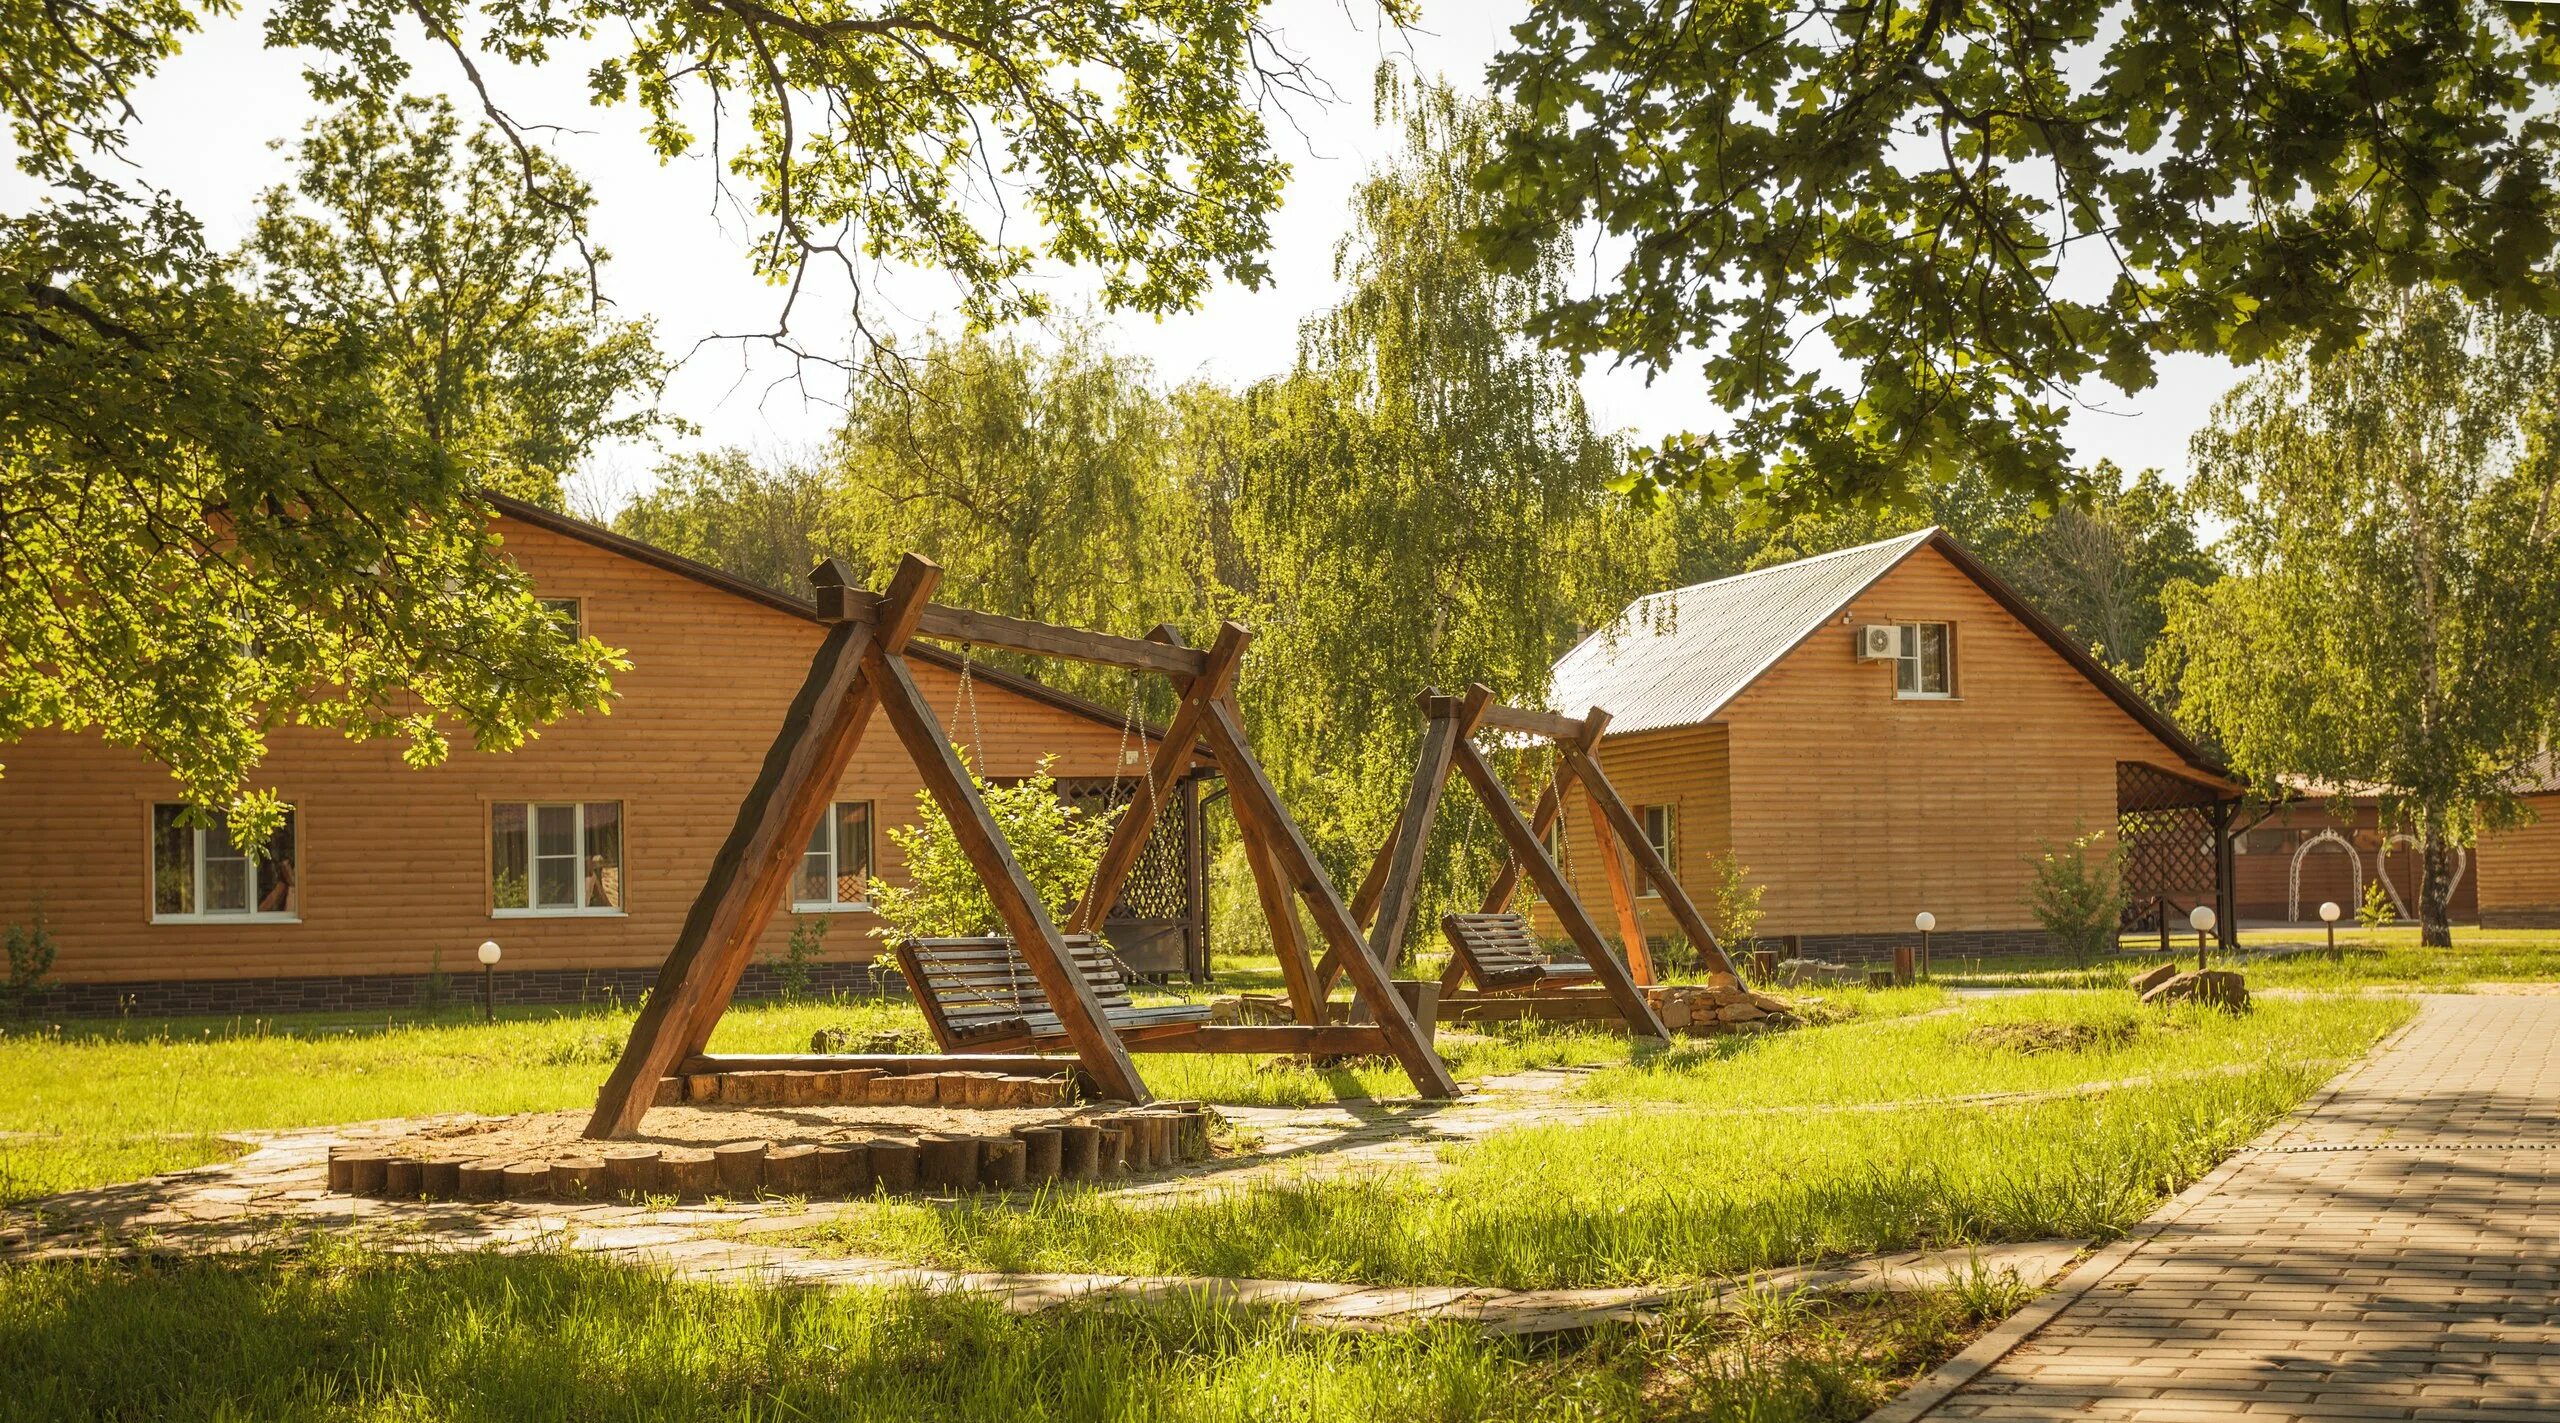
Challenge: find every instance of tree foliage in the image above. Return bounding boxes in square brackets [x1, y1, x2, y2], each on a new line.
[1478, 1, 2560, 512]
[2, 98, 654, 831]
[1223, 76, 1661, 873]
[2153, 285, 2560, 945]
[616, 450, 836, 597]
[865, 757, 1120, 942]
[4, 0, 1357, 823]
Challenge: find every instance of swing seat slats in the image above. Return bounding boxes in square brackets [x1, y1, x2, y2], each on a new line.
[1442, 913, 1598, 993]
[898, 935, 1212, 1050]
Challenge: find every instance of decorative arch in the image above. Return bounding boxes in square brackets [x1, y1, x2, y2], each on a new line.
[2374, 833, 2468, 921]
[2287, 830, 2363, 923]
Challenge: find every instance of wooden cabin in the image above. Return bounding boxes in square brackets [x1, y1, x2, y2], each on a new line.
[1540, 529, 2240, 961]
[0, 497, 1213, 1016]
[2474, 767, 2560, 929]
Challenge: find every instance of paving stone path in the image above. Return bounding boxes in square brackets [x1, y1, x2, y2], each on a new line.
[1923, 994, 2560, 1421]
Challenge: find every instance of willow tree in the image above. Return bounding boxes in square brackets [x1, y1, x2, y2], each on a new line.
[2154, 286, 2560, 946]
[822, 329, 1222, 707]
[1227, 77, 1657, 898]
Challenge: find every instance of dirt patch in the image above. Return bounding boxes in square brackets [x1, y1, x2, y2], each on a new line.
[1961, 1018, 2140, 1056]
[384, 1101, 1118, 1161]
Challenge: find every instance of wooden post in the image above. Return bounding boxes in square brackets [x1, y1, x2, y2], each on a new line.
[1181, 774, 1208, 980]
[1451, 737, 1671, 1041]
[584, 593, 890, 1138]
[1367, 687, 1485, 974]
[1068, 622, 1249, 935]
[867, 607, 1152, 1107]
[1230, 780, 1324, 1024]
[1582, 787, 1656, 986]
[1199, 697, 1459, 1098]
[1563, 745, 1744, 980]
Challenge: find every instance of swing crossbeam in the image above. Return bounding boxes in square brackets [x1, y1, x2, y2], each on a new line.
[819, 572, 1210, 677]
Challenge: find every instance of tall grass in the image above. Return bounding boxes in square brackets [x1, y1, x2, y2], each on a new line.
[0, 1240, 2022, 1422]
[0, 1243, 1629, 1422]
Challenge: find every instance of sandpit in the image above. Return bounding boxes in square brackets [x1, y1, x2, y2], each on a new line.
[325, 1066, 1218, 1205]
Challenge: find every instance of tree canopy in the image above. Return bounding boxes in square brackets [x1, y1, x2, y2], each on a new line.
[4, 0, 1362, 819]
[1478, 1, 2560, 513]
[1, 97, 655, 830]
[2153, 285, 2560, 944]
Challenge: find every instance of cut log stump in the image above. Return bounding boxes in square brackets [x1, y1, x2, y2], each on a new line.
[1012, 1125, 1062, 1180]
[919, 1135, 980, 1191]
[712, 1141, 769, 1195]
[980, 1136, 1028, 1190]
[603, 1149, 659, 1200]
[869, 1139, 920, 1194]
[1056, 1123, 1101, 1181]
[551, 1159, 607, 1201]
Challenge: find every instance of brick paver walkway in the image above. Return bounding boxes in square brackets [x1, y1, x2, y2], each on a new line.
[1931, 994, 2560, 1421]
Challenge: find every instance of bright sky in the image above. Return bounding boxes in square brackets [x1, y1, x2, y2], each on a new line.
[3, 2, 2243, 514]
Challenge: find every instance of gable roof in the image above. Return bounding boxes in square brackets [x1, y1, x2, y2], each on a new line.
[1550, 527, 2228, 780]
[480, 492, 1188, 748]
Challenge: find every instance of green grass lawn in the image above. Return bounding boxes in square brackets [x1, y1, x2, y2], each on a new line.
[0, 975, 1943, 1204]
[0, 1241, 2028, 1423]
[798, 993, 2410, 1290]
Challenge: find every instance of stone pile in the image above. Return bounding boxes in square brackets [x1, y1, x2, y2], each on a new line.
[1643, 974, 1797, 1034]
[1772, 958, 1864, 986]
[325, 1102, 1218, 1204]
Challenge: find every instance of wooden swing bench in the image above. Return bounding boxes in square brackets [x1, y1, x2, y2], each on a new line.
[1439, 912, 1597, 994]
[898, 935, 1212, 1053]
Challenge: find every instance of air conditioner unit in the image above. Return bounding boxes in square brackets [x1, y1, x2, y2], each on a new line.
[1855, 624, 1900, 661]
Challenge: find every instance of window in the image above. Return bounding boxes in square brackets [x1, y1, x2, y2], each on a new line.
[539, 598, 583, 639]
[153, 805, 298, 921]
[491, 801, 623, 915]
[1638, 804, 1677, 897]
[1893, 622, 1954, 697]
[794, 801, 876, 911]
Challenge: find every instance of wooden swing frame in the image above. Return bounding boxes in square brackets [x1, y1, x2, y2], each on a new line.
[1321, 684, 1748, 1041]
[584, 553, 1455, 1139]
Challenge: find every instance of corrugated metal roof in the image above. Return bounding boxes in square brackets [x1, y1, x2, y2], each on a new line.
[1549, 529, 1935, 735]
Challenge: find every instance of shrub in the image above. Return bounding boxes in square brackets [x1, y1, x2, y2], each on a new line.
[769, 915, 830, 1002]
[1658, 850, 1763, 975]
[867, 755, 1120, 942]
[2022, 826, 2121, 966]
[1, 910, 57, 1013]
[2357, 878, 2396, 930]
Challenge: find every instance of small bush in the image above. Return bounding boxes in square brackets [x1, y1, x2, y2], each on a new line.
[770, 915, 829, 1002]
[2358, 879, 2396, 930]
[2022, 827, 2121, 966]
[1, 910, 58, 1013]
[867, 756, 1118, 942]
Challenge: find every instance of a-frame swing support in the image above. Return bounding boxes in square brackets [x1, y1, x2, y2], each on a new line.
[1319, 684, 1745, 1040]
[585, 555, 1455, 1140]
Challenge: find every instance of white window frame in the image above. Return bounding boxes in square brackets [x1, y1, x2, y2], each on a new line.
[1893, 622, 1956, 700]
[1637, 804, 1676, 898]
[151, 805, 301, 924]
[490, 800, 627, 918]
[792, 800, 876, 913]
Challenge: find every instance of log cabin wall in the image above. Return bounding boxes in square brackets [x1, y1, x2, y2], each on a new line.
[2478, 792, 2560, 927]
[0, 514, 1173, 1013]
